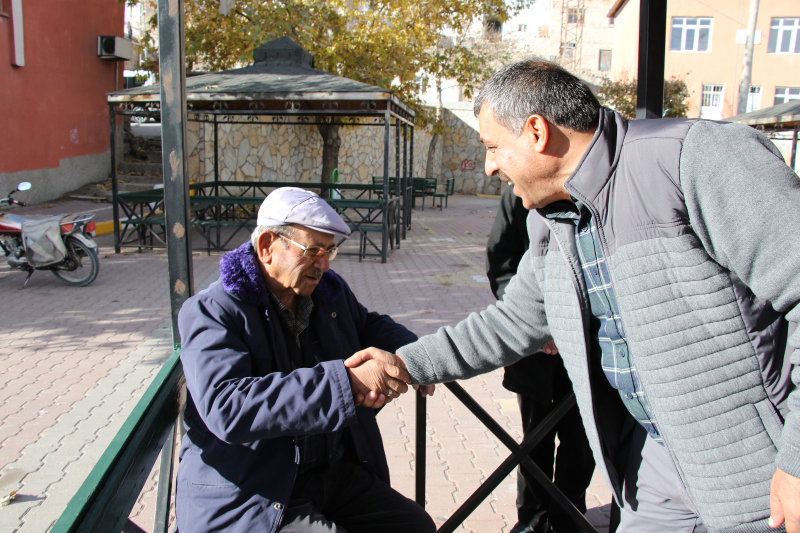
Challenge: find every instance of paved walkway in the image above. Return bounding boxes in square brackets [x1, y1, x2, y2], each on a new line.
[0, 194, 612, 532]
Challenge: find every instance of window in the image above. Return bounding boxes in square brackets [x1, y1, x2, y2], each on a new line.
[518, 24, 527, 33]
[700, 84, 724, 119]
[746, 86, 761, 113]
[538, 25, 550, 38]
[598, 50, 612, 72]
[484, 17, 503, 42]
[561, 42, 576, 62]
[670, 17, 713, 52]
[775, 87, 800, 105]
[768, 18, 800, 54]
[568, 8, 584, 25]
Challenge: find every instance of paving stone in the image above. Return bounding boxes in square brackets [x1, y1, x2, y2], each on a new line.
[0, 195, 612, 532]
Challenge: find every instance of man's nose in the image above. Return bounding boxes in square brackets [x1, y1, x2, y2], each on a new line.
[484, 151, 498, 177]
[313, 254, 330, 271]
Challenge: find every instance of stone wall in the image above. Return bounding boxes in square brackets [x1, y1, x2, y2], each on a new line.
[183, 113, 457, 195]
[441, 104, 500, 196]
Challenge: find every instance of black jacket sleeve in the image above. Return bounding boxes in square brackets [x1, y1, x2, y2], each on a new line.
[486, 187, 531, 300]
[486, 187, 557, 402]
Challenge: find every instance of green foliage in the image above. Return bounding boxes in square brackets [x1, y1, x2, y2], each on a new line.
[662, 77, 691, 118]
[595, 76, 691, 119]
[595, 78, 636, 119]
[134, 0, 516, 131]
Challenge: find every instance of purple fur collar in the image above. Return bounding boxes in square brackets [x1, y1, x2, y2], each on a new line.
[220, 243, 271, 307]
[219, 242, 342, 306]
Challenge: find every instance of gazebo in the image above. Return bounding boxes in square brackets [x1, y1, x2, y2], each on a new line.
[106, 37, 416, 260]
[726, 99, 800, 171]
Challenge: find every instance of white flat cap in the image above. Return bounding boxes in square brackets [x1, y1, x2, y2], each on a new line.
[257, 187, 351, 238]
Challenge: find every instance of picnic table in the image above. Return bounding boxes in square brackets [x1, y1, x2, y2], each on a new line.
[114, 180, 408, 262]
[115, 188, 169, 250]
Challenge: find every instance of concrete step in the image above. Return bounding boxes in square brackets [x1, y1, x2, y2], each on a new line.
[119, 161, 163, 175]
[141, 150, 163, 164]
[117, 174, 163, 186]
[118, 182, 163, 193]
[70, 191, 113, 201]
[135, 137, 162, 150]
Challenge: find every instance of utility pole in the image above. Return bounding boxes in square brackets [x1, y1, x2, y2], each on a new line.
[736, 0, 760, 115]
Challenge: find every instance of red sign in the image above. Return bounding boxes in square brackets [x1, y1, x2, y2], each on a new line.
[460, 159, 476, 171]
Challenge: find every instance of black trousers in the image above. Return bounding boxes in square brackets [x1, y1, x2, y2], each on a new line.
[278, 457, 435, 533]
[516, 392, 596, 533]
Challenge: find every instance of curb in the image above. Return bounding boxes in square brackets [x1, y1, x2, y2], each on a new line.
[95, 220, 115, 236]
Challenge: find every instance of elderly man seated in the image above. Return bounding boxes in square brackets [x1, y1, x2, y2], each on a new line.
[175, 187, 435, 533]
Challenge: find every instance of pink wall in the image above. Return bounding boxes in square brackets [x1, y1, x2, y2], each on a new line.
[0, 0, 124, 173]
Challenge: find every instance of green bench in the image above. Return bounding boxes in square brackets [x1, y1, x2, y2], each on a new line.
[326, 197, 400, 262]
[432, 177, 455, 209]
[373, 177, 435, 210]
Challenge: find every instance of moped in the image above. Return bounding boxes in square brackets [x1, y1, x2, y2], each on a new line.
[0, 182, 100, 287]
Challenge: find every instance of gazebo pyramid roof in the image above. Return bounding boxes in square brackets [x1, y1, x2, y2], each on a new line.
[108, 37, 413, 118]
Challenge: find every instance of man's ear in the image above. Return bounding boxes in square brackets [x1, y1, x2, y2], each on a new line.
[256, 231, 276, 263]
[523, 114, 550, 154]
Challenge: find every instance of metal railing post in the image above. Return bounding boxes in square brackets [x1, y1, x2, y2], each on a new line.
[415, 391, 427, 507]
[153, 423, 176, 532]
[157, 0, 194, 344]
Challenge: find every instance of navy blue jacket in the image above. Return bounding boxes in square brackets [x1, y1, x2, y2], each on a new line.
[175, 243, 417, 533]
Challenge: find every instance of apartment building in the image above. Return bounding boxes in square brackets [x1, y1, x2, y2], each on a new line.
[426, 0, 617, 104]
[609, 0, 800, 118]
[0, 0, 127, 203]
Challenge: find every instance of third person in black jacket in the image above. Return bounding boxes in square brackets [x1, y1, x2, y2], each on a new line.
[487, 186, 596, 533]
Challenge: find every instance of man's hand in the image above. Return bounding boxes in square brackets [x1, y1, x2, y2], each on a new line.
[415, 384, 435, 397]
[346, 347, 406, 369]
[542, 340, 558, 355]
[346, 348, 435, 400]
[346, 354, 410, 409]
[770, 467, 800, 531]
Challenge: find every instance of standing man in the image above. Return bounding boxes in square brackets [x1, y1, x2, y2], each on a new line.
[176, 188, 435, 533]
[487, 186, 595, 533]
[349, 60, 800, 532]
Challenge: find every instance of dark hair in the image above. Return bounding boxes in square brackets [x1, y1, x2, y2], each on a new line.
[473, 59, 600, 134]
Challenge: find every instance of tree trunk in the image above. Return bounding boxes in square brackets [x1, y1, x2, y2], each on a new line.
[425, 133, 439, 179]
[316, 122, 341, 198]
[425, 75, 443, 179]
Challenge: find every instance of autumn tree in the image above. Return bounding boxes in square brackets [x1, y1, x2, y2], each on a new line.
[133, 0, 517, 183]
[595, 76, 691, 119]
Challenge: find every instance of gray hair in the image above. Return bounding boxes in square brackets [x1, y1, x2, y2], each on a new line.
[250, 224, 295, 249]
[473, 59, 600, 135]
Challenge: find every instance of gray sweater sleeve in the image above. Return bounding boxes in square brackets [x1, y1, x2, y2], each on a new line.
[680, 120, 800, 478]
[398, 246, 552, 384]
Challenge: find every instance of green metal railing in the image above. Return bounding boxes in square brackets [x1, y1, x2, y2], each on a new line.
[50, 352, 184, 533]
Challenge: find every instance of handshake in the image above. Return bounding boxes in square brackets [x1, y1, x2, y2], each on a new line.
[344, 348, 435, 409]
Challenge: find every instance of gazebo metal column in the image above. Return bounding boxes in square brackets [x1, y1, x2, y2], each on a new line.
[381, 110, 391, 262]
[409, 126, 414, 232]
[395, 116, 401, 241]
[109, 105, 121, 253]
[402, 123, 408, 238]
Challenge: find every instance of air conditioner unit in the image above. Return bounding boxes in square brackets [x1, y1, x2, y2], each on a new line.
[97, 36, 132, 60]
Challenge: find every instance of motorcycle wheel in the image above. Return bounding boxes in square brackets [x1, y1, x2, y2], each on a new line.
[51, 237, 99, 287]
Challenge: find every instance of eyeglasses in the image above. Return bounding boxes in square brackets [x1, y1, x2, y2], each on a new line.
[279, 235, 339, 261]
